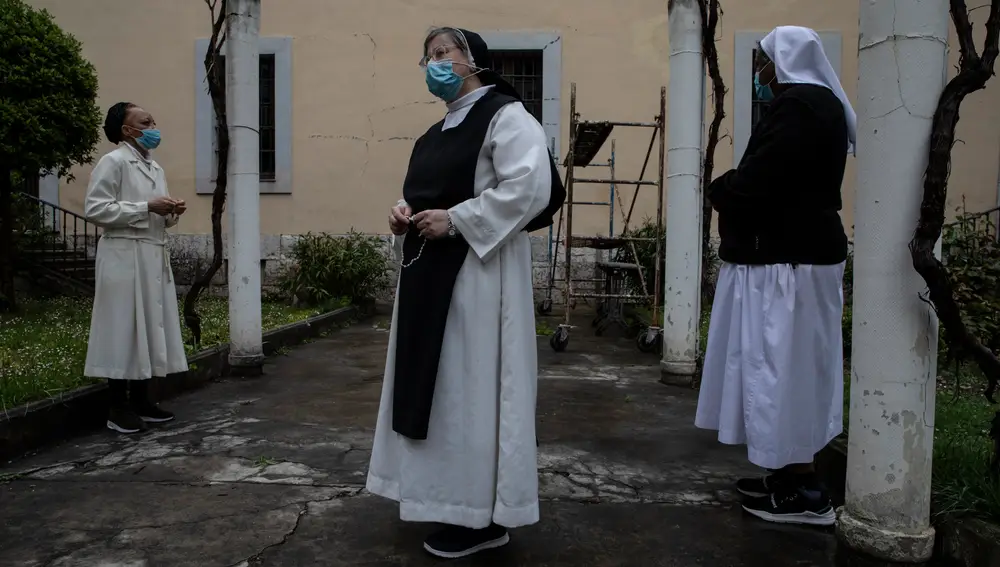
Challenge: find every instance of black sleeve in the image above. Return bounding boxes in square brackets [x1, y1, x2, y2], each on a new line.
[707, 96, 819, 213]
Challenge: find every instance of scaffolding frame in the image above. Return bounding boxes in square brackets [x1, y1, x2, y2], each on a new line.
[548, 83, 667, 353]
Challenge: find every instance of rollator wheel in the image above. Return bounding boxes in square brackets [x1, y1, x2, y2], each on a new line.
[636, 327, 662, 354]
[536, 299, 553, 315]
[550, 326, 570, 352]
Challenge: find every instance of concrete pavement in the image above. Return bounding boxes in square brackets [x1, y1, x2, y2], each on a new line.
[0, 313, 852, 566]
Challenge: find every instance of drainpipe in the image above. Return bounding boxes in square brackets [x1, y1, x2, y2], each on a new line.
[226, 0, 264, 376]
[836, 0, 948, 562]
[660, 0, 704, 386]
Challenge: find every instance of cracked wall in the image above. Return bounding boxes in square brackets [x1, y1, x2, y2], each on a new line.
[29, 0, 1000, 240]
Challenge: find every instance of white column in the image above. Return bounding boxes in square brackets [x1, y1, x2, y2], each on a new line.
[836, 0, 948, 562]
[226, 0, 264, 374]
[660, 0, 705, 385]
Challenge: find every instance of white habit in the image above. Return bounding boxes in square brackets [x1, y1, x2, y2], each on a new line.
[695, 263, 845, 469]
[366, 86, 550, 529]
[84, 144, 188, 380]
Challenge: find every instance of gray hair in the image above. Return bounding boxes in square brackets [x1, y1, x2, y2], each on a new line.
[422, 26, 473, 65]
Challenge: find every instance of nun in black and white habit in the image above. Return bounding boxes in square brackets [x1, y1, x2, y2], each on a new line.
[695, 26, 856, 527]
[365, 27, 563, 559]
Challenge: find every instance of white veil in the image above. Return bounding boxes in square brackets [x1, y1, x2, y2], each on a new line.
[760, 26, 857, 154]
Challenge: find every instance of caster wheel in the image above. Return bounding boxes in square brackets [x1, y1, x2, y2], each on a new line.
[637, 327, 662, 353]
[536, 299, 553, 315]
[550, 326, 570, 352]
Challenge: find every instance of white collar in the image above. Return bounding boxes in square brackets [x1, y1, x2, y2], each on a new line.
[124, 142, 155, 166]
[442, 85, 496, 131]
[446, 85, 494, 113]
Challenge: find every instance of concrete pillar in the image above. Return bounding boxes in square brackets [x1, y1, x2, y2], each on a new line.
[836, 0, 948, 562]
[225, 0, 264, 375]
[660, 0, 705, 386]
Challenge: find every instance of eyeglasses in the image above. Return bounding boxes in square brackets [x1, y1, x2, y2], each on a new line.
[419, 44, 458, 68]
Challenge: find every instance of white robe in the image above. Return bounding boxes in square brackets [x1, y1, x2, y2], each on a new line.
[366, 87, 550, 529]
[695, 262, 845, 469]
[83, 144, 188, 380]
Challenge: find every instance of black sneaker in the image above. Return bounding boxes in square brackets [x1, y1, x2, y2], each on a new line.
[423, 523, 510, 559]
[133, 400, 175, 423]
[736, 470, 788, 498]
[107, 407, 147, 434]
[742, 485, 836, 526]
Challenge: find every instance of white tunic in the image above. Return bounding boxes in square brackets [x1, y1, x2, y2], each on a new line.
[83, 144, 188, 380]
[366, 87, 550, 529]
[695, 262, 845, 469]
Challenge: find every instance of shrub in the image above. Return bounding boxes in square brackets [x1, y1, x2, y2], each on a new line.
[940, 208, 1000, 361]
[279, 230, 390, 307]
[614, 217, 665, 300]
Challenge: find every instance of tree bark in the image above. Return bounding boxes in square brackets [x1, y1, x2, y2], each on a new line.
[910, 0, 1000, 401]
[183, 0, 229, 347]
[698, 0, 725, 302]
[0, 169, 14, 312]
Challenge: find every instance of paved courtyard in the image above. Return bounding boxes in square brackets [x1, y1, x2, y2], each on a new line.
[0, 313, 851, 566]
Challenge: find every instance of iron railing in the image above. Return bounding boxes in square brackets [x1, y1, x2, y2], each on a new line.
[12, 191, 101, 286]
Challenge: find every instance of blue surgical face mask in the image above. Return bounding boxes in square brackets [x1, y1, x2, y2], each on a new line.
[754, 72, 775, 102]
[425, 60, 464, 102]
[131, 127, 162, 150]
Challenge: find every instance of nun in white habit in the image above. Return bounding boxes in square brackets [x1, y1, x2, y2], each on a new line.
[365, 27, 564, 559]
[84, 102, 188, 435]
[695, 26, 856, 527]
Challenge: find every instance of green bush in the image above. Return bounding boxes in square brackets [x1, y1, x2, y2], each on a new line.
[279, 230, 390, 307]
[940, 209, 1000, 360]
[842, 249, 854, 360]
[614, 217, 665, 300]
[9, 189, 53, 250]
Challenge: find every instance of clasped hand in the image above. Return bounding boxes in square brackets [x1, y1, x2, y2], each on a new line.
[388, 205, 451, 239]
[148, 196, 186, 216]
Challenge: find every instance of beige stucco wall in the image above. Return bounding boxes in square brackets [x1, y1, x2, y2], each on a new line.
[28, 0, 1000, 239]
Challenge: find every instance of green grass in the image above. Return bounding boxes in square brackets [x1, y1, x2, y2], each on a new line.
[931, 372, 1000, 520]
[0, 296, 333, 412]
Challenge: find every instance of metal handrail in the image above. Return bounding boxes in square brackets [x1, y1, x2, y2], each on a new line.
[12, 191, 101, 285]
[943, 205, 999, 226]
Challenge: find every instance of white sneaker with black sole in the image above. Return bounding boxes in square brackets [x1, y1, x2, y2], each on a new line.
[742, 486, 836, 526]
[423, 523, 510, 559]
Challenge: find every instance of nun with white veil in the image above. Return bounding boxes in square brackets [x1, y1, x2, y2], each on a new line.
[695, 25, 856, 527]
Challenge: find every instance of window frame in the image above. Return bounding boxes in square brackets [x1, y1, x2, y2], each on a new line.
[211, 53, 279, 182]
[194, 36, 292, 195]
[733, 31, 842, 166]
[476, 32, 562, 157]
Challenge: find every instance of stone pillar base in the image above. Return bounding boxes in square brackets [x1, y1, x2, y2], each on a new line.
[659, 360, 696, 387]
[229, 354, 265, 377]
[837, 508, 935, 563]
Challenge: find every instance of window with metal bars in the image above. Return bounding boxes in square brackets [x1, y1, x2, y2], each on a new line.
[212, 54, 277, 181]
[488, 50, 544, 123]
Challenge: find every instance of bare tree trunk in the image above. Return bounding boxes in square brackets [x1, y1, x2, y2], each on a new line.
[910, 0, 1000, 400]
[0, 168, 14, 312]
[698, 0, 725, 303]
[183, 0, 230, 348]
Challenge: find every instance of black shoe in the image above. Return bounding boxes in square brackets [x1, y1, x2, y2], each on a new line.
[107, 407, 147, 434]
[133, 400, 175, 423]
[423, 523, 510, 559]
[736, 470, 789, 498]
[742, 485, 836, 526]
